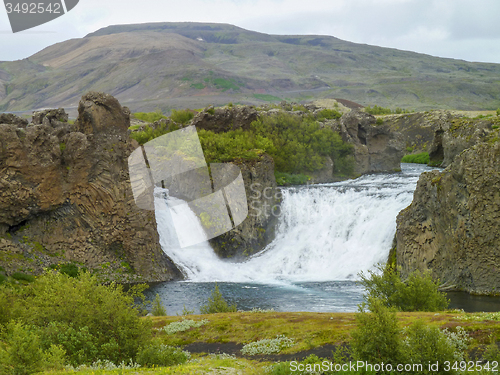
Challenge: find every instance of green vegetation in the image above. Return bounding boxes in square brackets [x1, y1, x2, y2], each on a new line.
[358, 264, 449, 312]
[11, 272, 35, 283]
[253, 93, 281, 102]
[135, 342, 190, 367]
[169, 109, 194, 124]
[129, 120, 180, 145]
[275, 172, 310, 186]
[199, 284, 237, 314]
[401, 151, 430, 164]
[365, 105, 411, 115]
[133, 111, 167, 123]
[497, 108, 500, 117]
[190, 83, 205, 89]
[151, 294, 167, 316]
[241, 335, 295, 355]
[0, 271, 159, 372]
[130, 107, 354, 179]
[316, 108, 342, 121]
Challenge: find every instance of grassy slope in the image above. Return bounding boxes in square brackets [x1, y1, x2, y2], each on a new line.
[2, 22, 500, 113]
[41, 311, 500, 374]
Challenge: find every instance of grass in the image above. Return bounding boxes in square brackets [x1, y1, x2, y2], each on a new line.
[38, 310, 500, 374]
[401, 152, 430, 164]
[253, 93, 281, 102]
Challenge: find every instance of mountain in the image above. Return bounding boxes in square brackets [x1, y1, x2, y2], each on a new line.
[1, 22, 500, 113]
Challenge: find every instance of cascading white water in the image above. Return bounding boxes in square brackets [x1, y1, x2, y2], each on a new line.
[155, 164, 432, 283]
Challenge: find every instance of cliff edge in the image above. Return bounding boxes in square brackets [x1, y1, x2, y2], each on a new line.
[0, 93, 182, 282]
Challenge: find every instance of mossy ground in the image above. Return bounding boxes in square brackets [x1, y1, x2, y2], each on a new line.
[40, 311, 500, 374]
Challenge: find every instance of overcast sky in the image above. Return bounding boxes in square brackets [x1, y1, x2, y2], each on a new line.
[1, 0, 500, 63]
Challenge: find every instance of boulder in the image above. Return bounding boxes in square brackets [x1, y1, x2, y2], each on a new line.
[75, 92, 131, 134]
[0, 113, 28, 128]
[32, 108, 69, 127]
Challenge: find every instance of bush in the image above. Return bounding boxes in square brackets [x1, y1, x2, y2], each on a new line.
[151, 294, 167, 316]
[170, 109, 194, 124]
[400, 320, 465, 374]
[365, 105, 393, 115]
[316, 108, 342, 121]
[241, 335, 295, 355]
[274, 172, 310, 186]
[401, 152, 430, 164]
[136, 341, 190, 367]
[129, 120, 180, 145]
[162, 319, 209, 335]
[0, 321, 57, 375]
[200, 284, 237, 314]
[359, 264, 449, 312]
[11, 272, 35, 283]
[9, 271, 151, 365]
[133, 111, 166, 123]
[351, 298, 403, 365]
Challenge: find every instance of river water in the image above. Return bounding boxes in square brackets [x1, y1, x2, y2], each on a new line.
[145, 163, 500, 314]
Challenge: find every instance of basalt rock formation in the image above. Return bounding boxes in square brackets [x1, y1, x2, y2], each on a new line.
[208, 153, 279, 259]
[396, 137, 500, 294]
[339, 109, 404, 175]
[0, 92, 181, 282]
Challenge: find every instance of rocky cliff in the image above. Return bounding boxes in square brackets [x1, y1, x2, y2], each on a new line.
[396, 133, 500, 294]
[0, 93, 181, 282]
[338, 109, 404, 176]
[208, 153, 279, 259]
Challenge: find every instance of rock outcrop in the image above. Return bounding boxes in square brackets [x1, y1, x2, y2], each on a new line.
[396, 139, 500, 294]
[209, 153, 279, 259]
[192, 105, 258, 133]
[339, 109, 404, 175]
[0, 113, 28, 128]
[0, 92, 181, 282]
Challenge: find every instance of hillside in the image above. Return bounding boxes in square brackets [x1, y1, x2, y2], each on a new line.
[1, 22, 500, 113]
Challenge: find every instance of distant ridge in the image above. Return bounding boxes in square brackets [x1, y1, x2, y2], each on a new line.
[1, 22, 500, 113]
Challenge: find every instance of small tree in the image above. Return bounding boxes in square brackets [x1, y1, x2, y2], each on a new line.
[200, 284, 237, 314]
[151, 294, 167, 316]
[359, 264, 449, 312]
[351, 298, 402, 365]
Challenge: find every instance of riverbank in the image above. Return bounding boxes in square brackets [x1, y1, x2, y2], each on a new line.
[40, 310, 500, 374]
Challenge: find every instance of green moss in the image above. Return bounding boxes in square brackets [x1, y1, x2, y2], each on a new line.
[401, 152, 430, 164]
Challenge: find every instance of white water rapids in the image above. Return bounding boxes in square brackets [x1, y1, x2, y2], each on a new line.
[154, 164, 432, 283]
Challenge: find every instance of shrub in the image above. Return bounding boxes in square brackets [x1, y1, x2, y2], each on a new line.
[136, 341, 190, 367]
[401, 152, 430, 164]
[351, 298, 402, 365]
[0, 321, 46, 375]
[274, 172, 310, 186]
[200, 284, 237, 314]
[365, 105, 393, 115]
[400, 320, 466, 374]
[11, 272, 35, 283]
[241, 335, 295, 355]
[316, 108, 342, 121]
[162, 319, 209, 335]
[151, 293, 167, 316]
[133, 111, 166, 123]
[170, 109, 194, 124]
[359, 264, 449, 312]
[11, 271, 151, 365]
[129, 120, 180, 145]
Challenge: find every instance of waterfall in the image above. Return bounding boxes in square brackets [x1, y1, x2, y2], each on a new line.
[155, 164, 431, 283]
